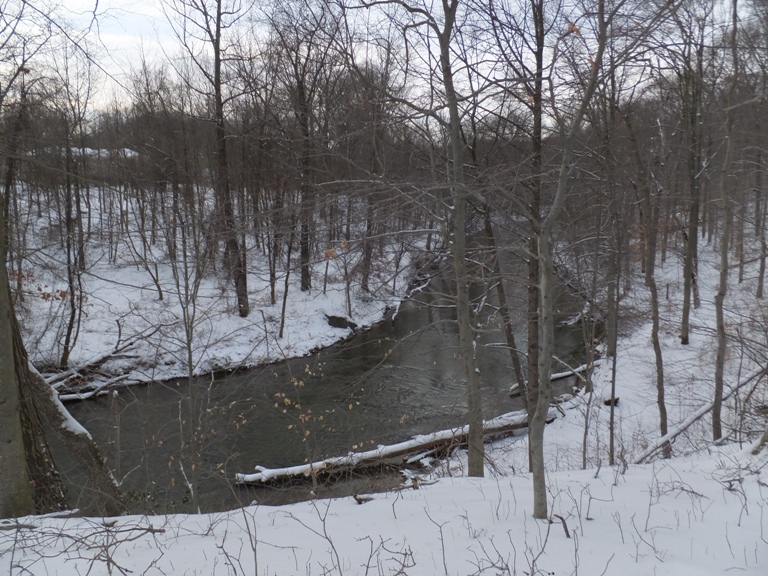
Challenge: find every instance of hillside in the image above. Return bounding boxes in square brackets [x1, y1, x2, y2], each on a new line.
[2, 219, 767, 575]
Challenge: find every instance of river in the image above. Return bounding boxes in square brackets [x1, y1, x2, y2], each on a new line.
[64, 273, 592, 514]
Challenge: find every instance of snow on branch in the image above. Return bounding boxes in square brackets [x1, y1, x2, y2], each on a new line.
[235, 408, 555, 484]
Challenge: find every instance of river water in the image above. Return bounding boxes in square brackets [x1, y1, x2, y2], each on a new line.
[65, 274, 590, 513]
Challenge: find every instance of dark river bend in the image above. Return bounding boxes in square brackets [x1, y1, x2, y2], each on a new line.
[65, 276, 589, 513]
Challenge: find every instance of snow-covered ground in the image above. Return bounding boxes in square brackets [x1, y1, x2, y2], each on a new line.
[2, 448, 765, 576]
[3, 233, 768, 574]
[16, 216, 415, 396]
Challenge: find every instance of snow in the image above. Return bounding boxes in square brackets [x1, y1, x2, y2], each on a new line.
[2, 448, 766, 575]
[4, 219, 768, 574]
[18, 215, 412, 392]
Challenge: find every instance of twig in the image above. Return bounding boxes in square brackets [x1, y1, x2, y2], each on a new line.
[553, 514, 571, 538]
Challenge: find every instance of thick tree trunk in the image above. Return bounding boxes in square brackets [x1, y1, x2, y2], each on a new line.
[531, 232, 555, 518]
[12, 307, 126, 516]
[1, 189, 124, 515]
[524, 0, 545, 475]
[18, 348, 69, 513]
[0, 211, 35, 518]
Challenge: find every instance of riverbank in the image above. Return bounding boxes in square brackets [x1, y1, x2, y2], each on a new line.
[18, 236, 425, 397]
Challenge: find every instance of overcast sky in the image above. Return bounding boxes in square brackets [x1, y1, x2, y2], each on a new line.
[67, 0, 174, 98]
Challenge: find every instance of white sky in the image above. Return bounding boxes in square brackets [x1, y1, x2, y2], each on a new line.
[67, 0, 175, 99]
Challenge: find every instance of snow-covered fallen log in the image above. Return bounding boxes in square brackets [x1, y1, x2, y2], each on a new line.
[635, 367, 766, 464]
[235, 408, 555, 485]
[510, 359, 601, 396]
[551, 359, 602, 381]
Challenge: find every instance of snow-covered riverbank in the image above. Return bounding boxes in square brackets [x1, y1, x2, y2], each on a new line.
[18, 229, 419, 396]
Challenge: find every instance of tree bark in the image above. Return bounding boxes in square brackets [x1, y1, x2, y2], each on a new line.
[11, 305, 126, 516]
[626, 110, 670, 458]
[483, 206, 525, 397]
[713, 0, 738, 441]
[649, 276, 671, 457]
[0, 208, 35, 518]
[297, 77, 314, 293]
[439, 1, 484, 477]
[17, 342, 69, 513]
[209, 0, 249, 316]
[60, 133, 80, 368]
[679, 16, 706, 344]
[530, 0, 609, 519]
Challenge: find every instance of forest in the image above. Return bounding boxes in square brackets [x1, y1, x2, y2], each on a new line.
[1, 0, 768, 526]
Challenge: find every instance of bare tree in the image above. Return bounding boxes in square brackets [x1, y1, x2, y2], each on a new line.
[671, 0, 712, 344]
[0, 0, 127, 518]
[489, 0, 673, 518]
[713, 0, 740, 440]
[625, 105, 671, 458]
[0, 194, 34, 519]
[50, 42, 95, 368]
[163, 0, 250, 317]
[0, 0, 53, 519]
[347, 0, 486, 475]
[265, 0, 344, 293]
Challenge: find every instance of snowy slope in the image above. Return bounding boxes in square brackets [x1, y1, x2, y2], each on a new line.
[3, 224, 768, 575]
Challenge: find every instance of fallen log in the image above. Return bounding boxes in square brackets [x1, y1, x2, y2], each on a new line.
[635, 367, 766, 464]
[235, 408, 555, 485]
[510, 359, 601, 397]
[551, 358, 603, 383]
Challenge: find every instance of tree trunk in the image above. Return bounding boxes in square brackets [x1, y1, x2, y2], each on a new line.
[680, 33, 705, 345]
[7, 276, 126, 516]
[523, 0, 546, 476]
[18, 347, 69, 513]
[297, 77, 314, 293]
[483, 206, 525, 397]
[713, 0, 738, 441]
[213, 0, 249, 316]
[22, 364, 126, 516]
[361, 201, 375, 292]
[0, 209, 35, 518]
[530, 0, 608, 519]
[608, 220, 621, 464]
[649, 276, 671, 457]
[626, 110, 670, 458]
[439, 0, 483, 477]
[758, 228, 766, 299]
[531, 232, 555, 518]
[60, 136, 80, 369]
